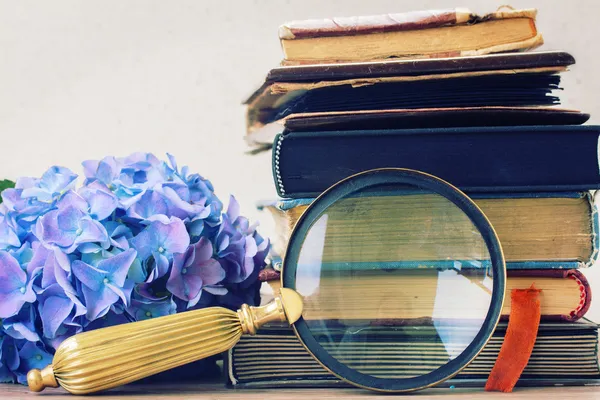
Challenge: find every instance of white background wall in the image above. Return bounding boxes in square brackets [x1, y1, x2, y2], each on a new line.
[1, 0, 600, 319]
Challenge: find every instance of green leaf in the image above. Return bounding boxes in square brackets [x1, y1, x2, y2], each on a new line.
[0, 179, 15, 203]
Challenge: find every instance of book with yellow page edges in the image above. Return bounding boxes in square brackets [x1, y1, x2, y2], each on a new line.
[259, 192, 599, 270]
[278, 7, 543, 65]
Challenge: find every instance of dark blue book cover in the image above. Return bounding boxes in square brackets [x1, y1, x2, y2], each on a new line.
[272, 125, 600, 198]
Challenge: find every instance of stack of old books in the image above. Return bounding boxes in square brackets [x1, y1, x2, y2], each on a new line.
[235, 7, 600, 388]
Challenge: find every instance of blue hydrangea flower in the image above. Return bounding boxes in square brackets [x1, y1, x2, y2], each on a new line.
[0, 152, 270, 384]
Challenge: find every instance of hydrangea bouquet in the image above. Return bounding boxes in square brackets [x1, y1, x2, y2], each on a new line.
[0, 153, 269, 383]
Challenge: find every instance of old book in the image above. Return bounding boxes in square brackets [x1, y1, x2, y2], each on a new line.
[245, 107, 590, 151]
[260, 193, 597, 265]
[244, 51, 576, 139]
[227, 319, 600, 387]
[278, 7, 542, 65]
[260, 269, 591, 322]
[272, 126, 600, 197]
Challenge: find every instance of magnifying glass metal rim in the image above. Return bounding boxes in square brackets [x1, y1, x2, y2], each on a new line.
[281, 168, 506, 392]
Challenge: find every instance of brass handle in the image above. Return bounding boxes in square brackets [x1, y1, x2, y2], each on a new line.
[28, 288, 303, 394]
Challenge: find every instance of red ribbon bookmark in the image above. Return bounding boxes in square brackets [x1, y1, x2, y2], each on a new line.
[485, 285, 542, 393]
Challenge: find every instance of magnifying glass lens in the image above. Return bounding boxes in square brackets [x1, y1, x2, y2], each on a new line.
[287, 172, 503, 391]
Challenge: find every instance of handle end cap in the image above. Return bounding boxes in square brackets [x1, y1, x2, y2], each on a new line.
[27, 369, 44, 392]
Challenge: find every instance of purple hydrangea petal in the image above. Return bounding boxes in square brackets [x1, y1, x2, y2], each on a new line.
[106, 281, 133, 307]
[57, 206, 82, 231]
[96, 249, 137, 287]
[95, 157, 119, 186]
[226, 195, 240, 221]
[81, 285, 119, 321]
[73, 218, 109, 248]
[130, 226, 158, 260]
[81, 160, 100, 179]
[245, 236, 258, 258]
[37, 285, 74, 339]
[126, 190, 168, 221]
[199, 259, 226, 286]
[204, 285, 228, 296]
[36, 204, 109, 254]
[2, 304, 40, 342]
[36, 210, 76, 248]
[0, 252, 36, 318]
[0, 215, 20, 250]
[72, 260, 103, 291]
[56, 191, 88, 212]
[194, 237, 213, 261]
[27, 242, 49, 277]
[167, 238, 224, 303]
[151, 252, 170, 281]
[159, 218, 189, 254]
[159, 185, 203, 218]
[81, 187, 118, 221]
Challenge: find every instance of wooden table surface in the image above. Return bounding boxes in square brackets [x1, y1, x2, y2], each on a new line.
[3, 383, 600, 399]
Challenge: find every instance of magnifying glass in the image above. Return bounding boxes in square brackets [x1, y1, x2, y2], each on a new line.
[27, 168, 505, 394]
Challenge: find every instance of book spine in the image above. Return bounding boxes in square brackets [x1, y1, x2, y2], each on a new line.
[272, 134, 286, 197]
[586, 191, 599, 268]
[507, 269, 591, 322]
[568, 269, 592, 321]
[278, 9, 468, 40]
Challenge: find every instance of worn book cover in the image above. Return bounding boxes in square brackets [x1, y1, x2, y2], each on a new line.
[278, 7, 542, 64]
[244, 51, 577, 139]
